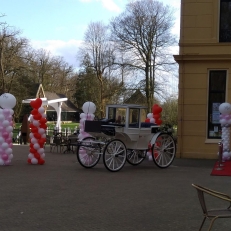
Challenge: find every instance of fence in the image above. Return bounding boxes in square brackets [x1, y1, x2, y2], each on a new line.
[12, 126, 79, 144]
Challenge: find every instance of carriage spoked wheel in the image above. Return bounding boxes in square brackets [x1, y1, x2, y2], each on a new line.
[103, 139, 127, 172]
[152, 133, 176, 168]
[76, 137, 101, 168]
[126, 149, 146, 165]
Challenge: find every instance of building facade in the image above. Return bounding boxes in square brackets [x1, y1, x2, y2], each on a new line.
[174, 0, 231, 159]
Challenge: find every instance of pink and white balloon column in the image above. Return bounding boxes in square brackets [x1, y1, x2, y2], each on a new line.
[219, 102, 231, 161]
[78, 102, 96, 140]
[0, 93, 16, 166]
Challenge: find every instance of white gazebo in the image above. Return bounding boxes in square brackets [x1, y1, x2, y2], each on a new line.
[22, 97, 68, 130]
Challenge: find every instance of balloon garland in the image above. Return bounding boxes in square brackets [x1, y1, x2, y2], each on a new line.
[219, 102, 231, 161]
[0, 93, 16, 166]
[28, 98, 47, 165]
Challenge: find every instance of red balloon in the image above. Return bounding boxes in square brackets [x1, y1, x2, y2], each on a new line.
[30, 148, 36, 154]
[40, 118, 47, 124]
[153, 114, 160, 120]
[145, 118, 150, 123]
[34, 153, 40, 160]
[29, 123, 35, 129]
[33, 114, 42, 120]
[156, 119, 162, 125]
[31, 109, 38, 115]
[40, 123, 47, 129]
[30, 100, 36, 108]
[27, 158, 31, 164]
[38, 158, 45, 165]
[35, 98, 42, 107]
[34, 133, 41, 139]
[31, 127, 38, 133]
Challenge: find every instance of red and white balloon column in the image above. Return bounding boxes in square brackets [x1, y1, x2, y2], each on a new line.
[219, 102, 231, 161]
[28, 98, 47, 165]
[146, 104, 163, 161]
[78, 101, 96, 140]
[0, 93, 16, 166]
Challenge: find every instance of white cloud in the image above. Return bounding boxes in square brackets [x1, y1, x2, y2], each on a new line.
[31, 39, 83, 68]
[79, 0, 122, 12]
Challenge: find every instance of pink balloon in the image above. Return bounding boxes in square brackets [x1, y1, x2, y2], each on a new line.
[1, 154, 8, 161]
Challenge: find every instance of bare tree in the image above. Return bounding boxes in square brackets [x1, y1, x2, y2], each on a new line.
[78, 21, 120, 117]
[0, 19, 28, 93]
[110, 0, 176, 111]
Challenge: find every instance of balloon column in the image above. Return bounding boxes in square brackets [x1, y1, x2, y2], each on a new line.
[219, 102, 231, 161]
[0, 93, 16, 166]
[78, 101, 96, 140]
[145, 104, 163, 161]
[28, 98, 47, 165]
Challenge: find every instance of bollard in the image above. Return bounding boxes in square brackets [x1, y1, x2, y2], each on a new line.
[215, 141, 224, 170]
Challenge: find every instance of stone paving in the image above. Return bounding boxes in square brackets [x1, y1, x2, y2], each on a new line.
[0, 145, 230, 231]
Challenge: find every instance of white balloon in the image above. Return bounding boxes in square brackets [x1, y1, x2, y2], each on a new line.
[9, 132, 13, 138]
[8, 154, 13, 160]
[0, 158, 4, 165]
[1, 142, 9, 150]
[5, 148, 12, 155]
[147, 113, 153, 119]
[38, 128, 45, 134]
[148, 155, 153, 161]
[9, 109, 14, 115]
[82, 102, 96, 114]
[28, 153, 34, 159]
[80, 113, 87, 119]
[42, 113, 46, 118]
[150, 118, 155, 123]
[2, 120, 10, 127]
[38, 107, 45, 114]
[41, 133, 46, 138]
[33, 143, 40, 150]
[38, 148, 44, 154]
[29, 133, 34, 139]
[219, 103, 231, 115]
[31, 138, 37, 144]
[33, 120, 39, 127]
[0, 93, 16, 109]
[0, 114, 4, 122]
[41, 153, 45, 158]
[0, 137, 4, 144]
[31, 158, 38, 164]
[6, 125, 13, 133]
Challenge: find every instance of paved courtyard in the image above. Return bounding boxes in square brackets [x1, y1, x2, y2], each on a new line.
[0, 145, 230, 231]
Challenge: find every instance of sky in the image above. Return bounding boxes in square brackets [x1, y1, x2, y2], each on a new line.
[1, 0, 181, 70]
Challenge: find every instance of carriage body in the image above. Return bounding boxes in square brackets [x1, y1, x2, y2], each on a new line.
[77, 104, 176, 172]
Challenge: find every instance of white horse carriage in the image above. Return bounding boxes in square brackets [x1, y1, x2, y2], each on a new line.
[76, 104, 176, 172]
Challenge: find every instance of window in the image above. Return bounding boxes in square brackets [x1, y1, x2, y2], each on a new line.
[129, 108, 140, 128]
[219, 0, 231, 42]
[207, 70, 227, 139]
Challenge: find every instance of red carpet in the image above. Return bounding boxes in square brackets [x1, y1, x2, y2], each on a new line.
[211, 160, 231, 176]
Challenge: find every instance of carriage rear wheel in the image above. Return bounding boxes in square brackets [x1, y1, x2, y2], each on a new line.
[77, 137, 101, 168]
[126, 150, 146, 165]
[103, 139, 127, 172]
[152, 133, 176, 168]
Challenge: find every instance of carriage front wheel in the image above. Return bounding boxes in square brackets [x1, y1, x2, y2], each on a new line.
[103, 139, 127, 172]
[152, 133, 176, 168]
[76, 137, 101, 168]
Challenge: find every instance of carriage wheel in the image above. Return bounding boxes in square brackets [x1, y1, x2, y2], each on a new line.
[103, 139, 127, 172]
[152, 133, 176, 168]
[126, 150, 146, 165]
[77, 137, 101, 168]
